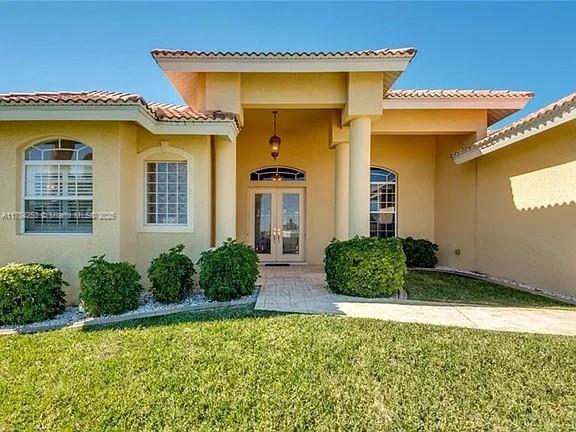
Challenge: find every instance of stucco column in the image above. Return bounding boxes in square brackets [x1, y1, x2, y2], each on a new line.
[349, 117, 371, 237]
[214, 135, 236, 245]
[334, 141, 350, 239]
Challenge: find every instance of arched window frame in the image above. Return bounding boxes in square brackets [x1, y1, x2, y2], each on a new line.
[249, 166, 306, 182]
[370, 166, 397, 238]
[137, 143, 194, 233]
[22, 138, 93, 234]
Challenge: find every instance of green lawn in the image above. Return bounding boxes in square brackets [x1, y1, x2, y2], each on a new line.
[1, 306, 576, 431]
[404, 271, 575, 308]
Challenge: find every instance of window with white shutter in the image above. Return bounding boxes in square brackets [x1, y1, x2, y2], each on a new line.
[23, 139, 93, 233]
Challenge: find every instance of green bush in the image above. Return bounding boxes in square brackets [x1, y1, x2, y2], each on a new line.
[401, 237, 439, 268]
[0, 263, 67, 325]
[198, 239, 259, 302]
[79, 256, 141, 317]
[148, 244, 196, 303]
[324, 236, 406, 297]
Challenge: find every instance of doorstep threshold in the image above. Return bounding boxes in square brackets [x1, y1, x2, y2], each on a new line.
[261, 262, 308, 267]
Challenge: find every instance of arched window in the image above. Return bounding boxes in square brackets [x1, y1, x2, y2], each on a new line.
[23, 139, 93, 233]
[250, 166, 305, 182]
[370, 167, 397, 238]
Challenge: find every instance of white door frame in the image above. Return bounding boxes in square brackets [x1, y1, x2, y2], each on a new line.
[248, 187, 305, 263]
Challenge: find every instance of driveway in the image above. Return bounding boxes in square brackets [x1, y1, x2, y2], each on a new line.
[255, 266, 576, 336]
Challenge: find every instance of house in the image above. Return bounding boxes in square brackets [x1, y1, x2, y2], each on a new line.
[0, 48, 574, 303]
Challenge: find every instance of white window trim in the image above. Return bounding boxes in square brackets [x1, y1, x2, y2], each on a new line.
[370, 166, 398, 238]
[21, 139, 94, 236]
[137, 144, 194, 233]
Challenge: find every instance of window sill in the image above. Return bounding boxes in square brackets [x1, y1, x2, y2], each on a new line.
[20, 232, 93, 237]
[138, 224, 193, 234]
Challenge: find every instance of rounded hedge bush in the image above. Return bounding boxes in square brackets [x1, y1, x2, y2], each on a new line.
[79, 255, 141, 317]
[198, 239, 259, 302]
[401, 237, 439, 268]
[324, 236, 407, 297]
[0, 263, 67, 325]
[148, 244, 196, 303]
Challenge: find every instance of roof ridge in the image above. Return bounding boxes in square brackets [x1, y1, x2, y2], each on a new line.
[385, 89, 534, 98]
[151, 47, 417, 59]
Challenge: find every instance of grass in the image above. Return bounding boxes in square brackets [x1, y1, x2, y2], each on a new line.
[1, 306, 576, 431]
[404, 271, 575, 308]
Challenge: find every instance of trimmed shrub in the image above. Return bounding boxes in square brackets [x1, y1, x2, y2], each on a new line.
[79, 256, 141, 317]
[324, 236, 406, 297]
[0, 263, 67, 325]
[198, 239, 259, 302]
[148, 244, 196, 303]
[401, 237, 439, 268]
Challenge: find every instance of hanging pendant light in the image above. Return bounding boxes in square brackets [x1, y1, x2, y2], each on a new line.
[269, 110, 281, 160]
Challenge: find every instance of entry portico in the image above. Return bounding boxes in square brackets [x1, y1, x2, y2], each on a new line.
[152, 48, 531, 265]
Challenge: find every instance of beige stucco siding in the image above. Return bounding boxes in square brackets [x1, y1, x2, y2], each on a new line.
[0, 121, 213, 303]
[3, 108, 574, 302]
[434, 134, 479, 269]
[475, 121, 576, 296]
[133, 130, 212, 282]
[240, 73, 347, 108]
[0, 121, 123, 303]
[236, 111, 441, 264]
[371, 135, 436, 240]
[236, 109, 334, 265]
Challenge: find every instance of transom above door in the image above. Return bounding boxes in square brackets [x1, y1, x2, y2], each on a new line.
[249, 188, 305, 263]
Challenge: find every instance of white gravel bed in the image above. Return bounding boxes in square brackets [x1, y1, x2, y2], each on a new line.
[0, 307, 87, 332]
[1, 289, 258, 334]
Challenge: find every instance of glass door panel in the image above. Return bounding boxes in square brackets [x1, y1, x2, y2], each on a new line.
[281, 193, 300, 255]
[254, 193, 272, 255]
[250, 188, 305, 263]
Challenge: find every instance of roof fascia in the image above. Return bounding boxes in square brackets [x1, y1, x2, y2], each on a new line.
[155, 57, 412, 73]
[0, 105, 238, 139]
[452, 105, 576, 164]
[382, 97, 530, 110]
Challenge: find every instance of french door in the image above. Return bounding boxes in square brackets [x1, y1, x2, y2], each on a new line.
[249, 188, 305, 262]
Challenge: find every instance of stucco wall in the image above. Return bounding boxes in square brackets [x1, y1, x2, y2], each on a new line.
[3, 113, 573, 301]
[0, 121, 123, 303]
[133, 129, 212, 283]
[372, 135, 436, 241]
[236, 111, 441, 264]
[236, 109, 334, 265]
[240, 73, 347, 108]
[475, 121, 576, 296]
[434, 134, 479, 269]
[0, 121, 212, 303]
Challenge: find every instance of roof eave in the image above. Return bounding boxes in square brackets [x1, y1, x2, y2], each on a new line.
[382, 96, 532, 111]
[153, 56, 414, 73]
[452, 102, 576, 164]
[0, 104, 239, 139]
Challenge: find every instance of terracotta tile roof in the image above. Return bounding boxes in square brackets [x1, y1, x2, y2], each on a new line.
[0, 91, 237, 122]
[453, 92, 576, 162]
[151, 48, 417, 59]
[384, 89, 534, 99]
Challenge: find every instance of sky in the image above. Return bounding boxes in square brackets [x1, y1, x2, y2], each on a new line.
[1, 1, 575, 126]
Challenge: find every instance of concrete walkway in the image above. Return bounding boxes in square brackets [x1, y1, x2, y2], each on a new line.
[255, 266, 576, 336]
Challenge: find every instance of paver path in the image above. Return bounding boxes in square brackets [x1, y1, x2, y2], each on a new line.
[255, 266, 576, 336]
